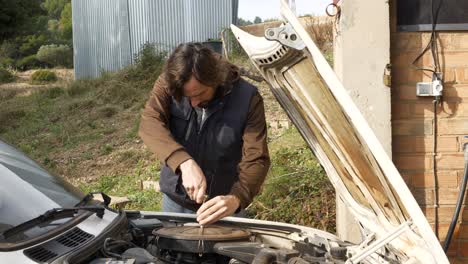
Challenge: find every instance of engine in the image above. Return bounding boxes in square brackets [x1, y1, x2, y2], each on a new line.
[88, 216, 349, 264]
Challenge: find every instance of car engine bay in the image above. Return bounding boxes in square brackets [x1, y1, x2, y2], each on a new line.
[82, 212, 350, 264]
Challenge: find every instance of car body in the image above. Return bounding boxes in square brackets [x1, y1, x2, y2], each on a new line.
[0, 1, 449, 263]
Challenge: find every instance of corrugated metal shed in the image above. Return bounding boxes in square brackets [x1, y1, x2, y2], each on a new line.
[72, 0, 239, 79]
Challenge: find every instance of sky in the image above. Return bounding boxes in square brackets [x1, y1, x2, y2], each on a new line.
[238, 0, 330, 21]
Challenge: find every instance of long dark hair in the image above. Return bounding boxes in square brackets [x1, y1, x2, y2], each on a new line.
[163, 43, 231, 101]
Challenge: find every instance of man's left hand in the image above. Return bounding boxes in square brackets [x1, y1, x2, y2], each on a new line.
[196, 195, 240, 225]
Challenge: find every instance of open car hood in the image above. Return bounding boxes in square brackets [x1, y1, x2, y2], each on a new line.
[230, 1, 448, 263]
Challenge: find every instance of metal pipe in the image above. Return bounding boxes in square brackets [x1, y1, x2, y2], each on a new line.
[443, 141, 468, 252]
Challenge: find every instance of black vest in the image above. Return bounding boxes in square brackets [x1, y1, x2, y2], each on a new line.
[159, 79, 257, 211]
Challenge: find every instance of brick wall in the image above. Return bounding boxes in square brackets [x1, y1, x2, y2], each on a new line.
[391, 1, 468, 261]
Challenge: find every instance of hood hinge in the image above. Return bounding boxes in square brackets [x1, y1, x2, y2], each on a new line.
[346, 220, 414, 264]
[264, 23, 306, 50]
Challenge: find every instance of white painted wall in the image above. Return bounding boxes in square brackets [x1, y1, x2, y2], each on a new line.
[333, 0, 391, 243]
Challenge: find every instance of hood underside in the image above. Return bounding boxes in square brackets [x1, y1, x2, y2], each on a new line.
[230, 1, 448, 263]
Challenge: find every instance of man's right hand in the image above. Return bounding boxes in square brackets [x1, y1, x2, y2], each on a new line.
[179, 159, 207, 204]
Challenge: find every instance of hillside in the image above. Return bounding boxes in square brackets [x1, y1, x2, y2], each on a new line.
[0, 47, 335, 232]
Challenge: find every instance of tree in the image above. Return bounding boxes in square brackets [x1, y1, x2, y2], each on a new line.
[59, 3, 72, 41]
[18, 33, 49, 56]
[253, 16, 263, 24]
[0, 0, 44, 41]
[237, 18, 253, 26]
[42, 0, 70, 20]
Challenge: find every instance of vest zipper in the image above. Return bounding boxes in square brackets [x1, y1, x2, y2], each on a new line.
[198, 102, 224, 134]
[198, 108, 207, 135]
[184, 110, 194, 141]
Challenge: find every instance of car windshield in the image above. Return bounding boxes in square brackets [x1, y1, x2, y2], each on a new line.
[0, 140, 84, 236]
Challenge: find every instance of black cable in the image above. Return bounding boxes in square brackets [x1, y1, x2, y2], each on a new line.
[102, 237, 138, 259]
[433, 97, 440, 239]
[411, 0, 443, 75]
[103, 238, 123, 258]
[431, 0, 443, 72]
[411, 0, 444, 240]
[444, 143, 468, 252]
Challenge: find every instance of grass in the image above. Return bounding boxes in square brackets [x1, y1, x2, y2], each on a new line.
[247, 127, 336, 232]
[30, 70, 57, 84]
[0, 88, 18, 100]
[0, 44, 166, 212]
[0, 43, 335, 229]
[0, 43, 165, 190]
[0, 88, 112, 152]
[79, 161, 162, 211]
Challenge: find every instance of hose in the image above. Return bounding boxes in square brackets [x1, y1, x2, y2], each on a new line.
[443, 142, 468, 252]
[251, 248, 278, 264]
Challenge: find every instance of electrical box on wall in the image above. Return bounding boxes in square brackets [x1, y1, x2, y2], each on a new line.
[416, 74, 443, 97]
[397, 0, 468, 31]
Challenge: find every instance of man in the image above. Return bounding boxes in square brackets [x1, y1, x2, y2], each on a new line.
[139, 43, 270, 225]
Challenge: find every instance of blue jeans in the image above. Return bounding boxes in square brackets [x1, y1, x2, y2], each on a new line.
[161, 193, 246, 217]
[162, 193, 195, 214]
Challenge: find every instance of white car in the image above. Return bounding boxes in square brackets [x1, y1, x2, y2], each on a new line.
[0, 139, 379, 264]
[0, 2, 449, 263]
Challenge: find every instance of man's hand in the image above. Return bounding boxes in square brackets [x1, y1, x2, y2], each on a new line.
[179, 159, 206, 203]
[196, 195, 240, 225]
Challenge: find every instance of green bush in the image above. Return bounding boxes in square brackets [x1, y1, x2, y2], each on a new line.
[19, 34, 49, 57]
[36, 44, 73, 68]
[0, 68, 15, 84]
[93, 43, 166, 106]
[0, 41, 17, 68]
[224, 29, 249, 61]
[16, 55, 43, 70]
[130, 42, 166, 80]
[0, 41, 16, 59]
[0, 57, 15, 68]
[30, 70, 57, 84]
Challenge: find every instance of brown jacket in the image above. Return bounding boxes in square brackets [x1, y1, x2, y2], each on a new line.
[138, 70, 270, 209]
